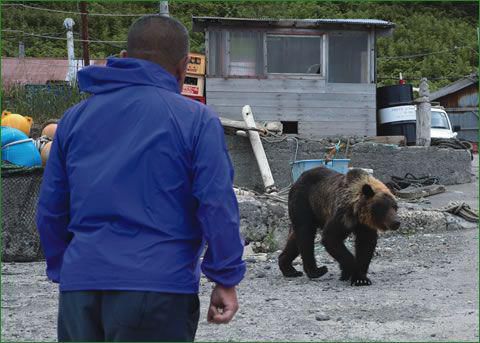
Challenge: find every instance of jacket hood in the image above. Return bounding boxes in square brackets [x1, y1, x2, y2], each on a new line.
[77, 57, 181, 94]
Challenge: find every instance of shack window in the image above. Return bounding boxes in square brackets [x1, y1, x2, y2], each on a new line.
[229, 31, 264, 76]
[207, 30, 264, 77]
[207, 30, 227, 77]
[267, 35, 322, 74]
[328, 31, 369, 83]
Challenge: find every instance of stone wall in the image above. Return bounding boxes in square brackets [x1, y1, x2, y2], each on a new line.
[350, 143, 472, 185]
[225, 135, 359, 192]
[225, 135, 472, 191]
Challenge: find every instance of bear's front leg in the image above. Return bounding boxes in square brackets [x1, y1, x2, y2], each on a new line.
[321, 223, 356, 281]
[352, 226, 378, 286]
[350, 272, 372, 286]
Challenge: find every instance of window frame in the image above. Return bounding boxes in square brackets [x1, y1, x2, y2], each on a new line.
[265, 33, 326, 78]
[326, 29, 373, 84]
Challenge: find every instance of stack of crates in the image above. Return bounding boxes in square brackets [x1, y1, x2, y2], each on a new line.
[182, 53, 206, 104]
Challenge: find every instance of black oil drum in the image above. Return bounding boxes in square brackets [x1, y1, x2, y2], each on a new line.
[377, 84, 414, 109]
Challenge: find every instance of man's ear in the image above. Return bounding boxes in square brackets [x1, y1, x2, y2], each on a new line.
[362, 184, 375, 198]
[175, 55, 189, 90]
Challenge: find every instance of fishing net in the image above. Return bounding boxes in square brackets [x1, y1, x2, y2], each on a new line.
[2, 162, 45, 261]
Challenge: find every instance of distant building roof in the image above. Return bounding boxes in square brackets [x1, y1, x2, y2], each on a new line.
[192, 16, 395, 32]
[1, 57, 106, 88]
[430, 73, 479, 101]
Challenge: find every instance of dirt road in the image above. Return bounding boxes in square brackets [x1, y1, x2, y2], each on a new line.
[2, 226, 478, 341]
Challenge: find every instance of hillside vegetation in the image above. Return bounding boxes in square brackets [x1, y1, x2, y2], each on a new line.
[1, 1, 478, 90]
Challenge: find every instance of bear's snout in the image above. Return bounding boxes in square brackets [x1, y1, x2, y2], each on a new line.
[390, 220, 401, 230]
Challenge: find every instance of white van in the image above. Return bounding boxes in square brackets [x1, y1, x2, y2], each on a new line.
[431, 106, 460, 139]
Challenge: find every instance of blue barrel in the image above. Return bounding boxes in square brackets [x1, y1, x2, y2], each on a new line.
[2, 139, 42, 167]
[291, 159, 350, 182]
[1, 126, 28, 146]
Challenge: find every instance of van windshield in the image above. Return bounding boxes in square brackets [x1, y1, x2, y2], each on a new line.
[431, 111, 450, 129]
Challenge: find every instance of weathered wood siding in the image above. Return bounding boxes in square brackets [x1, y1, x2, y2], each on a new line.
[206, 78, 376, 136]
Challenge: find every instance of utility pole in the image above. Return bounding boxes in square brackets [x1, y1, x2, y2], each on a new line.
[64, 18, 76, 84]
[79, 1, 90, 66]
[416, 78, 431, 146]
[18, 41, 25, 58]
[159, 1, 169, 16]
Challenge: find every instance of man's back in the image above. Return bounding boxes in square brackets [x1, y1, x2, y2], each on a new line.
[37, 58, 245, 293]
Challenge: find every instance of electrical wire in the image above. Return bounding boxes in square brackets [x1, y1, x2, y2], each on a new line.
[1, 3, 152, 17]
[2, 29, 127, 44]
[378, 45, 478, 60]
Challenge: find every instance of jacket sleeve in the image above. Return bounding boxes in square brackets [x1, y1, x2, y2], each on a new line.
[192, 115, 246, 288]
[36, 121, 72, 283]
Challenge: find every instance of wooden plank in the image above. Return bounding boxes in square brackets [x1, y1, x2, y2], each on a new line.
[206, 91, 375, 102]
[396, 185, 446, 200]
[208, 97, 375, 109]
[219, 117, 282, 134]
[298, 120, 376, 136]
[209, 105, 375, 120]
[206, 77, 375, 94]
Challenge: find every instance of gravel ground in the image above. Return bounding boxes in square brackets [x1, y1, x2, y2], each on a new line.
[2, 227, 478, 342]
[2, 156, 478, 341]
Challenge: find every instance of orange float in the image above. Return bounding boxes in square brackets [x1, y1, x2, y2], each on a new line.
[1, 110, 33, 136]
[41, 123, 58, 139]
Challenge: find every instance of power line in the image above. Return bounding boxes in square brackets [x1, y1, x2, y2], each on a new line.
[378, 45, 478, 60]
[378, 73, 474, 81]
[2, 29, 127, 44]
[1, 3, 152, 17]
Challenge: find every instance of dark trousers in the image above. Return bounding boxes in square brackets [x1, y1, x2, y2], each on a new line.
[58, 290, 200, 342]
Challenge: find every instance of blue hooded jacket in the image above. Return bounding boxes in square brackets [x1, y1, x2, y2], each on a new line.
[36, 58, 246, 293]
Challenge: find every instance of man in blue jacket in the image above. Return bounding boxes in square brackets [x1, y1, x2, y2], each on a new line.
[36, 15, 245, 342]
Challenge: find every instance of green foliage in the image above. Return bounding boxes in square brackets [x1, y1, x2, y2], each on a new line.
[2, 84, 88, 124]
[1, 1, 478, 91]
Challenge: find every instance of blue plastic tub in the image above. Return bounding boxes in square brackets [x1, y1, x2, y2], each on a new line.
[2, 139, 42, 167]
[291, 159, 351, 182]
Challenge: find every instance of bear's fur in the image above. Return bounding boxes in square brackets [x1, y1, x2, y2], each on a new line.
[278, 166, 400, 286]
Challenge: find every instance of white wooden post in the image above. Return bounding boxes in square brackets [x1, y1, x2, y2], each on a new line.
[242, 105, 276, 193]
[416, 77, 431, 146]
[64, 18, 76, 85]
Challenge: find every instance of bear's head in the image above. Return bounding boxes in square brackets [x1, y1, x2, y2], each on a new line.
[347, 169, 400, 232]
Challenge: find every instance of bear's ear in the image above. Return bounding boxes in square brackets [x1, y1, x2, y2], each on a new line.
[347, 168, 367, 182]
[362, 184, 375, 198]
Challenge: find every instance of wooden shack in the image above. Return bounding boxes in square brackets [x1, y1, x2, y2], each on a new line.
[192, 17, 395, 137]
[430, 73, 478, 142]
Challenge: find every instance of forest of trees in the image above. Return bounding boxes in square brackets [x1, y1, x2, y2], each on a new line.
[1, 1, 478, 90]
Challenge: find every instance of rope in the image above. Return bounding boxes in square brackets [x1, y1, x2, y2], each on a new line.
[387, 173, 439, 192]
[431, 138, 473, 160]
[1, 161, 43, 176]
[437, 201, 479, 223]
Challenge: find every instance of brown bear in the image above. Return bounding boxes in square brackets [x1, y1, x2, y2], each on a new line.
[278, 166, 400, 286]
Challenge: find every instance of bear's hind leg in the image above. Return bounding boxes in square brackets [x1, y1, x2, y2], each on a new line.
[278, 231, 303, 277]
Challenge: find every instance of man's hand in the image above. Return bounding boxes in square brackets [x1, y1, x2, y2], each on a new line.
[207, 284, 239, 324]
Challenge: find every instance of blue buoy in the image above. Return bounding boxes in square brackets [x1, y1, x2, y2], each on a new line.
[2, 138, 42, 167]
[1, 126, 28, 146]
